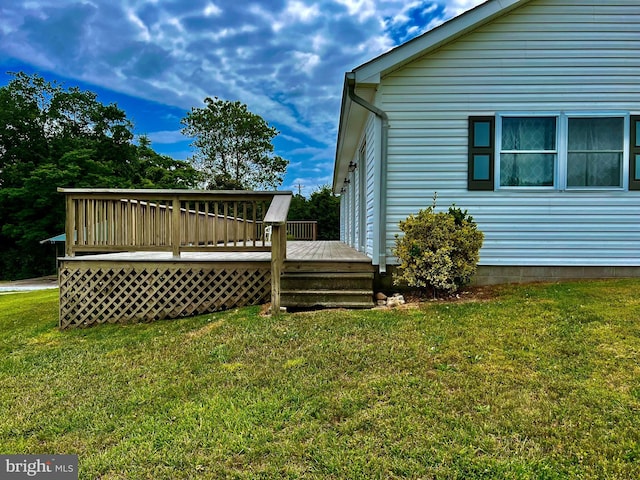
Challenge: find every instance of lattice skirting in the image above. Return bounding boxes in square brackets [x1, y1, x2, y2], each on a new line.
[59, 261, 271, 329]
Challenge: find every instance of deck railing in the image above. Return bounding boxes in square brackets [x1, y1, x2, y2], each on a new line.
[59, 188, 292, 314]
[256, 221, 317, 241]
[286, 221, 317, 241]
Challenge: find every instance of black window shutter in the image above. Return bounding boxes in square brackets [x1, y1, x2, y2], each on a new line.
[630, 115, 640, 190]
[468, 116, 495, 191]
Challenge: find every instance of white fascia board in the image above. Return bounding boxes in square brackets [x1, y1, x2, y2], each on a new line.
[357, 72, 380, 86]
[333, 78, 352, 193]
[353, 0, 532, 82]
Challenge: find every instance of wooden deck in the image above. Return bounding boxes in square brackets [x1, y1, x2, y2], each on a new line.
[58, 241, 374, 328]
[57, 189, 372, 328]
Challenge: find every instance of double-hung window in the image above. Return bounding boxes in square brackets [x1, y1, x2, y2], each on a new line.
[468, 113, 634, 191]
[566, 117, 624, 188]
[500, 116, 556, 187]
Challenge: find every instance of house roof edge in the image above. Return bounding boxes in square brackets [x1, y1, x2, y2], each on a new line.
[353, 0, 533, 82]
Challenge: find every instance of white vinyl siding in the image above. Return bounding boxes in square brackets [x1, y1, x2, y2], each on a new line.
[339, 196, 346, 242]
[379, 0, 640, 266]
[364, 116, 376, 257]
[340, 114, 377, 255]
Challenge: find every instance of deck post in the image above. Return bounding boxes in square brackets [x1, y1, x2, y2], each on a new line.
[263, 193, 293, 317]
[171, 196, 181, 258]
[271, 223, 283, 316]
[65, 195, 75, 257]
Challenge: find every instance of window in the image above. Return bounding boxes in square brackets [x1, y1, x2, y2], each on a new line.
[500, 117, 556, 187]
[567, 117, 623, 187]
[468, 113, 634, 191]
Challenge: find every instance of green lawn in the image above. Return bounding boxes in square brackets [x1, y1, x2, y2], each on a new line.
[1, 280, 640, 479]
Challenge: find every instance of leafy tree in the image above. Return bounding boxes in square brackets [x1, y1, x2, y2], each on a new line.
[136, 136, 202, 189]
[0, 72, 199, 279]
[287, 193, 310, 221]
[308, 185, 340, 240]
[285, 188, 339, 239]
[181, 97, 288, 190]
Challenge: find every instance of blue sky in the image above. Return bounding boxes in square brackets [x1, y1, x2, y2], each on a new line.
[0, 0, 482, 196]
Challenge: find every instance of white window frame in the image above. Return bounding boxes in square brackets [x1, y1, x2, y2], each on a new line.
[495, 112, 629, 191]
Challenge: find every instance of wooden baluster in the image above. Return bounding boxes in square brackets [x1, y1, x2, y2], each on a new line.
[195, 201, 201, 246]
[233, 201, 238, 246]
[213, 202, 218, 245]
[204, 202, 210, 246]
[223, 202, 229, 245]
[127, 199, 133, 246]
[172, 197, 181, 257]
[242, 202, 248, 246]
[252, 202, 257, 244]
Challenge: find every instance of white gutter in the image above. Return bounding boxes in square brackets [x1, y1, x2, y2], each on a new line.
[346, 72, 389, 273]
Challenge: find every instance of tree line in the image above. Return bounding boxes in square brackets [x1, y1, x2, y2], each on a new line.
[0, 73, 204, 279]
[287, 188, 340, 241]
[0, 72, 339, 280]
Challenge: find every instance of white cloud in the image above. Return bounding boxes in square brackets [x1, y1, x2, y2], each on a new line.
[285, 1, 320, 22]
[284, 174, 333, 196]
[145, 130, 186, 144]
[127, 9, 151, 42]
[292, 51, 321, 74]
[279, 134, 304, 144]
[446, 0, 485, 17]
[332, 0, 377, 19]
[0, 0, 484, 188]
[203, 3, 222, 17]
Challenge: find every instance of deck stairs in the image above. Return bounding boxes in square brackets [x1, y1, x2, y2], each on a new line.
[280, 258, 375, 309]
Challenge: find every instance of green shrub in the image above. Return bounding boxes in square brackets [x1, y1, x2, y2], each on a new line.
[393, 202, 484, 295]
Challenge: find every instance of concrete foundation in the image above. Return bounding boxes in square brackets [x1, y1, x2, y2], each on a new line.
[374, 265, 640, 292]
[471, 265, 640, 286]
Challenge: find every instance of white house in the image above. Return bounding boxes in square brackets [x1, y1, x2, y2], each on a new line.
[333, 0, 640, 284]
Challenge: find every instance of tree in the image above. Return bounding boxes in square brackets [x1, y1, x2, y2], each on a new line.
[308, 185, 340, 240]
[287, 193, 310, 221]
[181, 97, 288, 190]
[136, 136, 202, 189]
[0, 72, 199, 280]
[285, 188, 339, 240]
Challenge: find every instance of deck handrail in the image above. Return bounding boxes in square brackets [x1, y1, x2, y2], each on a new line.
[59, 188, 293, 315]
[58, 188, 289, 255]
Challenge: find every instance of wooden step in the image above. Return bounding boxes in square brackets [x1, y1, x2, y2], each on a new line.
[281, 272, 373, 291]
[280, 289, 374, 309]
[284, 260, 374, 274]
[281, 254, 375, 309]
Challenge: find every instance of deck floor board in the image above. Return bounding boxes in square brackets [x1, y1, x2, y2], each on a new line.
[62, 241, 372, 264]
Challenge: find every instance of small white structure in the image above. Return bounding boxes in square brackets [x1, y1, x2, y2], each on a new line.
[334, 0, 640, 283]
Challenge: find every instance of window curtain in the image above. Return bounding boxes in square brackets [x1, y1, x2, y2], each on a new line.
[567, 117, 623, 187]
[501, 117, 555, 186]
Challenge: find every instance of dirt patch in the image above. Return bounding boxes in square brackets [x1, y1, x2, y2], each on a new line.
[401, 285, 503, 305]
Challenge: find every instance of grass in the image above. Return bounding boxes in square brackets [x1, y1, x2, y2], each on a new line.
[1, 280, 640, 479]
